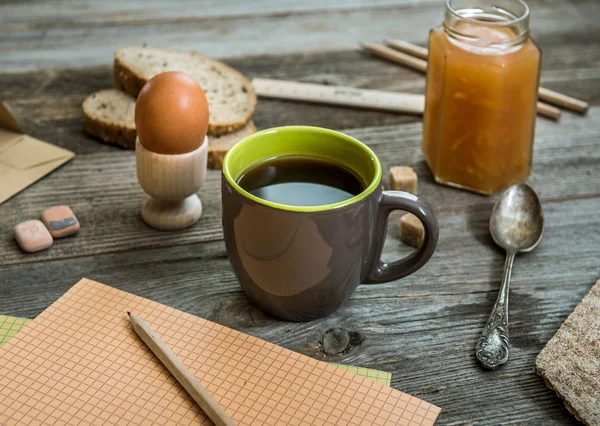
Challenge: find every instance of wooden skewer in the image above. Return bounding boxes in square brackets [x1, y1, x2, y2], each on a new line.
[128, 312, 237, 426]
[384, 39, 589, 114]
[362, 42, 427, 73]
[361, 42, 561, 120]
[535, 101, 562, 120]
[385, 39, 428, 60]
[537, 87, 589, 114]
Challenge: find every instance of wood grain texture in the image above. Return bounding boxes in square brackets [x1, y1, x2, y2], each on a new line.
[1, 0, 599, 71]
[0, 104, 598, 266]
[1, 1, 599, 424]
[0, 0, 445, 28]
[1, 197, 597, 425]
[0, 35, 598, 156]
[136, 138, 207, 230]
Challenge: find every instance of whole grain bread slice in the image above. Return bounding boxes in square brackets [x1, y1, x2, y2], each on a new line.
[83, 89, 256, 165]
[208, 120, 257, 169]
[83, 89, 137, 149]
[114, 46, 256, 136]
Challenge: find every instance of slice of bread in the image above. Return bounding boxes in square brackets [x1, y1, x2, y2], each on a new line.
[114, 46, 256, 136]
[208, 120, 257, 169]
[83, 89, 257, 166]
[83, 89, 136, 149]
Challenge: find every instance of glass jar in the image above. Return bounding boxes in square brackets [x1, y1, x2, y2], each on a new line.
[422, 0, 541, 195]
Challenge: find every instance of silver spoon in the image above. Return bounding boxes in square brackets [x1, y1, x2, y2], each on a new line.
[475, 183, 544, 369]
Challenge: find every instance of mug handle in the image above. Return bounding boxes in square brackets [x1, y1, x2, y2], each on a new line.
[364, 191, 439, 284]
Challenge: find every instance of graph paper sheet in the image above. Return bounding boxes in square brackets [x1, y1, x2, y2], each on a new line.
[0, 317, 391, 386]
[0, 279, 440, 425]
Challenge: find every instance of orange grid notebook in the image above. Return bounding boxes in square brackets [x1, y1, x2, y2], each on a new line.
[0, 279, 440, 425]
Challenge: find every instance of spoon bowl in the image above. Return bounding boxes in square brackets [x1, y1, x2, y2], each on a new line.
[490, 183, 544, 253]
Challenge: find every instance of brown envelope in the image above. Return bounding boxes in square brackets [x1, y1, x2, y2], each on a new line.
[0, 102, 74, 205]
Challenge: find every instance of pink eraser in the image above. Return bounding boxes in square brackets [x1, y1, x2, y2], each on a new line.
[41, 205, 80, 238]
[14, 220, 53, 253]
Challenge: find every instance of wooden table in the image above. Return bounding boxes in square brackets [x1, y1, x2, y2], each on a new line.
[1, 0, 599, 424]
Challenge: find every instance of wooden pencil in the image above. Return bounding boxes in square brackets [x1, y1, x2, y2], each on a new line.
[385, 39, 428, 60]
[384, 39, 589, 114]
[360, 42, 561, 120]
[128, 312, 237, 426]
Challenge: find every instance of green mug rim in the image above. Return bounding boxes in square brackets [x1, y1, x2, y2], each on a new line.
[222, 126, 383, 213]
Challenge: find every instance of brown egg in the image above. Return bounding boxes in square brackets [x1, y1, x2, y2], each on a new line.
[135, 71, 209, 155]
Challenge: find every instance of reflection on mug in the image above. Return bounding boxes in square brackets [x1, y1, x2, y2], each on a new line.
[234, 204, 332, 297]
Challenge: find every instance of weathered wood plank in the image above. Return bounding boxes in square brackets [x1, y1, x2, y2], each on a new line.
[0, 0, 598, 71]
[1, 196, 597, 425]
[0, 56, 428, 155]
[0, 36, 598, 157]
[0, 106, 598, 266]
[0, 1, 598, 425]
[0, 0, 444, 29]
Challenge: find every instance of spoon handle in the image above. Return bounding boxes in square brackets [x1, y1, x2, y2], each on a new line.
[476, 251, 515, 369]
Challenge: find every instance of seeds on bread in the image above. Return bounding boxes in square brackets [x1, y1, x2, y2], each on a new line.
[83, 89, 256, 166]
[114, 46, 256, 136]
[83, 89, 136, 149]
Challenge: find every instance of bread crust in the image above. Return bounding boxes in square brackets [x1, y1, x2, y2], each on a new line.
[113, 58, 146, 101]
[82, 92, 136, 149]
[83, 89, 256, 157]
[207, 120, 257, 169]
[113, 47, 257, 136]
[83, 116, 136, 149]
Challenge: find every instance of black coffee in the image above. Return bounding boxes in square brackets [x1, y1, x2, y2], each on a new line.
[237, 156, 365, 206]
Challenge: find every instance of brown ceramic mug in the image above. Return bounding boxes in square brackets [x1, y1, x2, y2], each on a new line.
[222, 126, 439, 321]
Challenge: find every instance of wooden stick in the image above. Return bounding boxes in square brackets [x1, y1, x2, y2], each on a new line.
[385, 39, 428, 60]
[535, 101, 561, 120]
[384, 39, 589, 114]
[361, 42, 560, 120]
[538, 87, 589, 114]
[128, 312, 237, 426]
[361, 42, 427, 73]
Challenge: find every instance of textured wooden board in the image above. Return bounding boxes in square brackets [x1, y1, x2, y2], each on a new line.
[1, 197, 598, 424]
[0, 36, 599, 155]
[1, 32, 599, 148]
[0, 103, 598, 266]
[1, 0, 599, 71]
[0, 0, 444, 27]
[1, 1, 599, 424]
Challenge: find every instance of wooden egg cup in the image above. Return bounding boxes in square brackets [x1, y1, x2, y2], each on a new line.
[136, 137, 208, 231]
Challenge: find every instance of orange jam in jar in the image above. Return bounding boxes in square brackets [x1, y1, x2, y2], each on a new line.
[422, 0, 541, 194]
